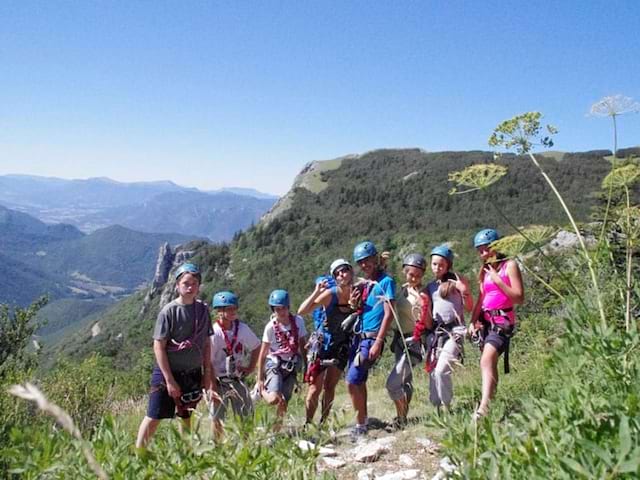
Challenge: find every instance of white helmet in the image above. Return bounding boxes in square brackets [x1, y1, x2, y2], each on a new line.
[330, 258, 352, 277]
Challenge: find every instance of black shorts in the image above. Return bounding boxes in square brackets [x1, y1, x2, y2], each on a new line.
[146, 367, 202, 420]
[319, 340, 351, 371]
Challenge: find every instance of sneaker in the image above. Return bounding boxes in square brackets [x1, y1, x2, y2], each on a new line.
[350, 424, 367, 442]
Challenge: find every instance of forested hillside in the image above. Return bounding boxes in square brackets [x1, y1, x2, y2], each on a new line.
[0, 205, 197, 306]
[57, 148, 617, 365]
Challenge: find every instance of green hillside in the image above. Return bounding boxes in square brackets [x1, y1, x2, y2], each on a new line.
[0, 205, 198, 306]
[56, 148, 616, 365]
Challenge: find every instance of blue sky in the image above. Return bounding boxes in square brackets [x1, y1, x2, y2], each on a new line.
[1, 1, 638, 195]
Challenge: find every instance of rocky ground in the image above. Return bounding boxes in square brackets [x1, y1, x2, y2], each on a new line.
[295, 417, 453, 480]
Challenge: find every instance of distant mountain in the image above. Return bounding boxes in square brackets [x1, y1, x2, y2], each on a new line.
[77, 190, 276, 242]
[0, 175, 277, 239]
[214, 187, 279, 200]
[0, 205, 200, 306]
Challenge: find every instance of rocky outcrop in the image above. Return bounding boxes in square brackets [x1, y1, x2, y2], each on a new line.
[261, 155, 351, 225]
[138, 243, 198, 318]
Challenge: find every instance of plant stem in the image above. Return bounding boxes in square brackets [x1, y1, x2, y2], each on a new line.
[526, 152, 607, 326]
[520, 263, 564, 301]
[624, 185, 632, 331]
[488, 198, 587, 312]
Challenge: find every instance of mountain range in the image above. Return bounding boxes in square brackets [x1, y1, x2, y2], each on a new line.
[0, 204, 199, 305]
[0, 175, 277, 241]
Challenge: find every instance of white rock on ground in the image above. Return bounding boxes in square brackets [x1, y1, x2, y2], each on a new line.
[415, 437, 439, 453]
[377, 469, 421, 480]
[432, 456, 458, 480]
[353, 438, 396, 463]
[322, 457, 346, 469]
[297, 440, 315, 451]
[357, 467, 374, 480]
[398, 454, 415, 466]
[319, 446, 337, 456]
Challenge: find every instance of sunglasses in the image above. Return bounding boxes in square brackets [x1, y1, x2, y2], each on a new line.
[334, 267, 351, 277]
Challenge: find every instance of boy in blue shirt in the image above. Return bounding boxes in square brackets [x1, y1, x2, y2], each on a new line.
[346, 241, 396, 438]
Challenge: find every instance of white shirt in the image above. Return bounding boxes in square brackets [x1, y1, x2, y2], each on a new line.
[261, 314, 307, 361]
[210, 320, 260, 376]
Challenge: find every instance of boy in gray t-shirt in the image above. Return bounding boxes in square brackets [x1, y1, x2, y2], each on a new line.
[135, 263, 216, 450]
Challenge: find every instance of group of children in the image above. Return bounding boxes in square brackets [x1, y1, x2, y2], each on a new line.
[135, 228, 524, 448]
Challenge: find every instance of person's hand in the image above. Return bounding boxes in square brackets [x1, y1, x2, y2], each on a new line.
[315, 279, 329, 296]
[166, 379, 182, 401]
[484, 264, 500, 283]
[450, 273, 469, 296]
[368, 339, 383, 361]
[349, 286, 362, 309]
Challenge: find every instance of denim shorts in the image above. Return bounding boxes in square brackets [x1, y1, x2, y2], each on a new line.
[345, 337, 379, 385]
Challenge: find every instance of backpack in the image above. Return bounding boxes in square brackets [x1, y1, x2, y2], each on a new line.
[312, 275, 336, 330]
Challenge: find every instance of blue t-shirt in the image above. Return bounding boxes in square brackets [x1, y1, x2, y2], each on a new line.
[361, 271, 396, 333]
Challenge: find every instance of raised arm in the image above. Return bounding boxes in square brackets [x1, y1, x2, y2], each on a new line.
[297, 281, 332, 316]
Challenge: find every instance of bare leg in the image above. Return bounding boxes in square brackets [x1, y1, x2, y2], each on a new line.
[179, 416, 191, 434]
[320, 367, 342, 423]
[478, 344, 499, 415]
[348, 382, 367, 425]
[305, 370, 326, 423]
[136, 416, 160, 449]
[212, 418, 224, 441]
[394, 396, 409, 419]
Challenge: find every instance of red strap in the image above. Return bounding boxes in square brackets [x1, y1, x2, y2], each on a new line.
[218, 319, 239, 355]
[273, 315, 299, 355]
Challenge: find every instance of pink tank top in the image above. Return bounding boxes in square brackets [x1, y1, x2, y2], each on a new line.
[482, 261, 516, 325]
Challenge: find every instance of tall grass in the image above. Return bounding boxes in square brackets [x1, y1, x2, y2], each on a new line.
[434, 113, 640, 478]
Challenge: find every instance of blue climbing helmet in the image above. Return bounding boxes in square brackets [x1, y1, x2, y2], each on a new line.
[403, 253, 427, 270]
[473, 228, 500, 248]
[353, 241, 377, 262]
[212, 291, 238, 308]
[430, 245, 454, 264]
[330, 258, 352, 277]
[268, 289, 290, 308]
[175, 262, 201, 281]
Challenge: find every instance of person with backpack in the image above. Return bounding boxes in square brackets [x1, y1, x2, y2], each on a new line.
[385, 253, 430, 429]
[298, 258, 358, 425]
[469, 229, 524, 419]
[135, 263, 217, 449]
[256, 289, 307, 429]
[346, 241, 396, 439]
[413, 246, 473, 412]
[209, 290, 261, 440]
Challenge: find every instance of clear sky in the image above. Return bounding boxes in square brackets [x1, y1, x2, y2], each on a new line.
[1, 1, 638, 195]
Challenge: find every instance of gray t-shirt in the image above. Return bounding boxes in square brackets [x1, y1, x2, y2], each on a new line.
[427, 280, 464, 326]
[153, 299, 213, 373]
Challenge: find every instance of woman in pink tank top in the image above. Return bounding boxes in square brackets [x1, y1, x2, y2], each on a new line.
[470, 229, 524, 419]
